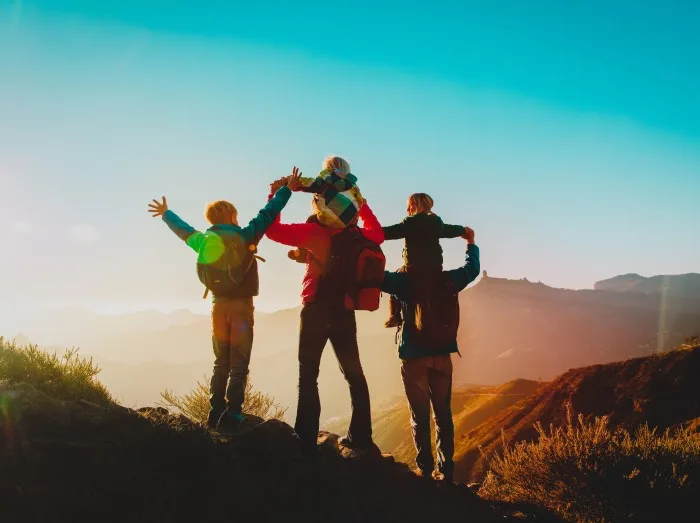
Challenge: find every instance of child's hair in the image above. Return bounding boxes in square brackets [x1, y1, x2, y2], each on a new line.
[322, 155, 351, 175]
[205, 200, 237, 224]
[407, 193, 434, 216]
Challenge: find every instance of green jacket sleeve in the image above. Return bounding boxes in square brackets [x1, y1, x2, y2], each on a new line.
[162, 210, 206, 253]
[241, 186, 292, 244]
[438, 217, 465, 239]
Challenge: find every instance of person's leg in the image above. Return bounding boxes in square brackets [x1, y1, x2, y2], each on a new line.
[384, 295, 402, 328]
[428, 354, 455, 481]
[224, 298, 255, 415]
[401, 357, 434, 474]
[209, 301, 231, 428]
[294, 304, 329, 453]
[329, 310, 373, 447]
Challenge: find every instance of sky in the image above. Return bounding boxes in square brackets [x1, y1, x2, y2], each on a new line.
[1, 0, 699, 329]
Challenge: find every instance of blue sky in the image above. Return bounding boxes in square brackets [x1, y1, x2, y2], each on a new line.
[1, 0, 698, 326]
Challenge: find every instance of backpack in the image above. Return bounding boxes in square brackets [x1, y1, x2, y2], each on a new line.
[196, 229, 263, 299]
[315, 225, 386, 311]
[406, 271, 460, 351]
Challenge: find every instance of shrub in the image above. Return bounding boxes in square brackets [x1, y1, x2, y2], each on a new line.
[159, 377, 287, 425]
[0, 336, 112, 406]
[478, 406, 700, 522]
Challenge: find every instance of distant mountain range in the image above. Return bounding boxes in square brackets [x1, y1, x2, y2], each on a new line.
[594, 272, 700, 296]
[7, 273, 700, 422]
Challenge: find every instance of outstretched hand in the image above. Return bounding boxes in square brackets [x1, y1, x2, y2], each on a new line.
[270, 177, 287, 194]
[286, 166, 303, 191]
[148, 197, 168, 218]
[462, 226, 475, 244]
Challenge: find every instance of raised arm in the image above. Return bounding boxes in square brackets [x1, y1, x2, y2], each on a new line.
[358, 202, 385, 244]
[382, 219, 408, 241]
[240, 186, 292, 244]
[446, 228, 481, 292]
[160, 211, 207, 252]
[148, 197, 207, 253]
[438, 217, 466, 239]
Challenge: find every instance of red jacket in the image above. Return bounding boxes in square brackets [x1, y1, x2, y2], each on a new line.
[265, 199, 384, 304]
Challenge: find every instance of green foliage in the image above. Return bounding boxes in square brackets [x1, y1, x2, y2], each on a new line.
[479, 406, 700, 522]
[159, 377, 287, 425]
[0, 336, 112, 406]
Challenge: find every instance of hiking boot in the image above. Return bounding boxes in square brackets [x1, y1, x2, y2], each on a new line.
[384, 316, 401, 329]
[412, 467, 432, 479]
[207, 407, 225, 430]
[338, 435, 377, 452]
[294, 433, 319, 459]
[216, 410, 245, 433]
[432, 470, 455, 484]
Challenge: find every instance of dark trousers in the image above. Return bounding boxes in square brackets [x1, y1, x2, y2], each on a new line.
[210, 297, 255, 415]
[401, 354, 454, 478]
[295, 303, 373, 448]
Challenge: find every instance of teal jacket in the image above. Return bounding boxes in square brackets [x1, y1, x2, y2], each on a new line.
[162, 186, 292, 298]
[381, 244, 480, 359]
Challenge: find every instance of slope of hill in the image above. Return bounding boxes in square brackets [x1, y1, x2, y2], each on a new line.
[1, 381, 541, 523]
[325, 379, 542, 465]
[455, 344, 700, 481]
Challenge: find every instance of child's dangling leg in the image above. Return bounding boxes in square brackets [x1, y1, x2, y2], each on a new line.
[384, 295, 403, 328]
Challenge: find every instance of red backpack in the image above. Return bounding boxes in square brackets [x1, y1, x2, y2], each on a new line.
[316, 225, 386, 311]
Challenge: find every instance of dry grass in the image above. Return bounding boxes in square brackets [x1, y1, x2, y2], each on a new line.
[0, 336, 112, 406]
[479, 405, 700, 522]
[159, 377, 287, 425]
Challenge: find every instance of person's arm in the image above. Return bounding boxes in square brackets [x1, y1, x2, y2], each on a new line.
[446, 242, 481, 292]
[358, 202, 385, 244]
[298, 176, 324, 193]
[240, 186, 292, 244]
[381, 218, 408, 241]
[438, 217, 466, 239]
[381, 270, 408, 300]
[162, 210, 207, 253]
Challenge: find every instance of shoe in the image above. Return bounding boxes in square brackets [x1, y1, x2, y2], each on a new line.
[384, 317, 401, 329]
[432, 470, 454, 483]
[338, 435, 376, 452]
[294, 433, 319, 459]
[207, 407, 225, 430]
[216, 410, 246, 432]
[412, 467, 432, 479]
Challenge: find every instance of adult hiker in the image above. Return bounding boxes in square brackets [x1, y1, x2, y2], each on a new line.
[381, 227, 480, 482]
[266, 163, 385, 456]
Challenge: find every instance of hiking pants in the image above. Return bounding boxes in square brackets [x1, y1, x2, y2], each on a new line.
[295, 303, 373, 449]
[210, 297, 255, 415]
[401, 354, 454, 478]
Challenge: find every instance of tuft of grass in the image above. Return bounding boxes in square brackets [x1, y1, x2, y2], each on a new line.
[479, 405, 700, 522]
[159, 377, 287, 425]
[0, 336, 112, 406]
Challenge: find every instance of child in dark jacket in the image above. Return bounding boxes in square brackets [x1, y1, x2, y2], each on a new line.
[382, 193, 465, 328]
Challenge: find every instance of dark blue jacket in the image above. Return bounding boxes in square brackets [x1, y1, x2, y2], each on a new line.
[381, 244, 480, 359]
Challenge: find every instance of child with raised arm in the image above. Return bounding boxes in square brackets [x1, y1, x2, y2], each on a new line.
[147, 173, 298, 431]
[382, 193, 466, 328]
[294, 155, 364, 228]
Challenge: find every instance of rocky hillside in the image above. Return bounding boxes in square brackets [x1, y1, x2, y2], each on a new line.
[0, 382, 550, 523]
[455, 344, 700, 481]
